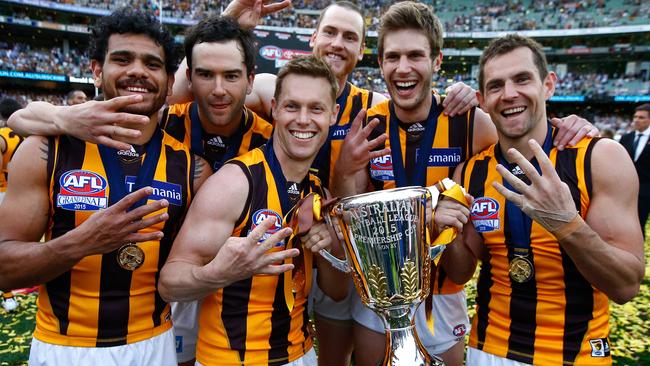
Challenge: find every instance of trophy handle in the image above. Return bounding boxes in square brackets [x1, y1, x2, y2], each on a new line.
[321, 214, 352, 273]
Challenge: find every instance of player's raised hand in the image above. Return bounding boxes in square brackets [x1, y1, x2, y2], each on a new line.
[223, 0, 292, 30]
[493, 139, 578, 234]
[335, 109, 390, 177]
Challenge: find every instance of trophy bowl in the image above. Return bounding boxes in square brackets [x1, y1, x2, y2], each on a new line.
[321, 185, 451, 366]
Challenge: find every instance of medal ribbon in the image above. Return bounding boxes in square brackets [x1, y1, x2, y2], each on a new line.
[190, 102, 247, 171]
[98, 127, 163, 208]
[263, 139, 311, 311]
[388, 93, 441, 187]
[495, 122, 554, 267]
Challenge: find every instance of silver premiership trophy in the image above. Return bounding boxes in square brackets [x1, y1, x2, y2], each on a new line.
[320, 183, 461, 366]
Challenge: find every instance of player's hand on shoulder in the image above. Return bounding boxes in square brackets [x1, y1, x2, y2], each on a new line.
[551, 114, 599, 150]
[443, 81, 478, 117]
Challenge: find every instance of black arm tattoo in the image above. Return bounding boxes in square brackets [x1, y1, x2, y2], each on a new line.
[193, 155, 206, 181]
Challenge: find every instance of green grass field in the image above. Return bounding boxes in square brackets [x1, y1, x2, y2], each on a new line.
[2, 232, 649, 365]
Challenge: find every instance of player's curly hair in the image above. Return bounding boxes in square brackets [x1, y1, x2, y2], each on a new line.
[89, 7, 179, 74]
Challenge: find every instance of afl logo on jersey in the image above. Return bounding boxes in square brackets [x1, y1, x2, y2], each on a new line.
[470, 197, 500, 232]
[57, 170, 108, 211]
[369, 154, 394, 181]
[250, 209, 285, 246]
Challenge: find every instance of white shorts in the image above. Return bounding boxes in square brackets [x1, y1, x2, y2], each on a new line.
[309, 269, 355, 321]
[172, 300, 200, 363]
[195, 347, 317, 366]
[0, 191, 4, 203]
[28, 328, 176, 366]
[466, 347, 532, 366]
[351, 291, 470, 355]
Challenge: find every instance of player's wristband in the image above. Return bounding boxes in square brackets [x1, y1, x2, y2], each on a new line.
[552, 214, 584, 241]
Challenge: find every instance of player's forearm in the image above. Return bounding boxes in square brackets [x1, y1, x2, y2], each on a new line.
[159, 261, 230, 302]
[7, 102, 63, 136]
[315, 255, 349, 301]
[439, 235, 477, 285]
[559, 218, 644, 304]
[0, 235, 84, 290]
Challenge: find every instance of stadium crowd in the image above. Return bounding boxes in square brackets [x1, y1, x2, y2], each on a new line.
[0, 43, 92, 78]
[8, 0, 649, 31]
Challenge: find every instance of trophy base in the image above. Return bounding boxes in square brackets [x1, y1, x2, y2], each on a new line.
[382, 324, 446, 366]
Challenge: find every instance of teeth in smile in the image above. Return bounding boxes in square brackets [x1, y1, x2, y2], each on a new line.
[126, 87, 148, 93]
[326, 53, 343, 60]
[291, 131, 315, 140]
[503, 106, 525, 115]
[396, 81, 417, 88]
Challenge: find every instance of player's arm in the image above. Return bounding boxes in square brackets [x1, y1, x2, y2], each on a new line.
[7, 98, 148, 150]
[245, 73, 276, 120]
[159, 163, 298, 302]
[167, 58, 194, 105]
[494, 139, 644, 304]
[436, 163, 484, 285]
[560, 139, 644, 303]
[0, 137, 167, 290]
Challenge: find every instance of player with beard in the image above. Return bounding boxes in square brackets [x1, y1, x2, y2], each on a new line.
[159, 55, 348, 366]
[0, 8, 211, 365]
[331, 3, 598, 366]
[438, 33, 643, 366]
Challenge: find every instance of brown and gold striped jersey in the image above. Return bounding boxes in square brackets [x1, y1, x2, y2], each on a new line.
[162, 102, 272, 172]
[462, 136, 611, 365]
[35, 130, 194, 347]
[366, 97, 475, 295]
[196, 146, 323, 366]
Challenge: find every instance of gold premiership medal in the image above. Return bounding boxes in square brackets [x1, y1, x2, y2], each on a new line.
[509, 256, 534, 283]
[117, 243, 145, 271]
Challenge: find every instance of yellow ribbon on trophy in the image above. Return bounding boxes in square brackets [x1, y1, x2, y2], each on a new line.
[281, 192, 328, 312]
[430, 179, 470, 249]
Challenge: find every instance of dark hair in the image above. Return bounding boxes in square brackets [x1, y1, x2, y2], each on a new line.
[635, 103, 650, 114]
[315, 1, 366, 43]
[274, 55, 338, 104]
[184, 15, 256, 77]
[89, 7, 178, 74]
[378, 1, 443, 60]
[479, 34, 548, 94]
[0, 97, 23, 120]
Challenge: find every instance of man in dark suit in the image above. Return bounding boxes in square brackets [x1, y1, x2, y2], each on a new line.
[620, 103, 650, 235]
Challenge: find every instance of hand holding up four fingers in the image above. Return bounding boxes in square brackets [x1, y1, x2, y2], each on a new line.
[492, 139, 579, 234]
